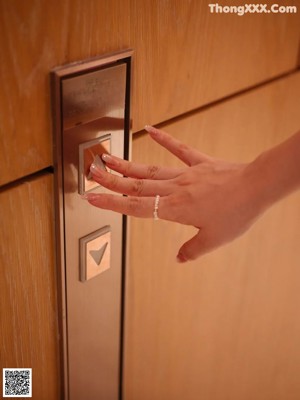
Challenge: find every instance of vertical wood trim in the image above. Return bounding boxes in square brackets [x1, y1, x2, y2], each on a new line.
[0, 174, 61, 399]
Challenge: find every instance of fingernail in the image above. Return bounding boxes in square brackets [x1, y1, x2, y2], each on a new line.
[90, 163, 103, 177]
[144, 125, 159, 136]
[94, 154, 107, 170]
[102, 153, 116, 165]
[176, 253, 188, 263]
[81, 193, 99, 201]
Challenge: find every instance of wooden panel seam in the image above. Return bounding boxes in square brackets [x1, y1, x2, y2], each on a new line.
[132, 68, 300, 135]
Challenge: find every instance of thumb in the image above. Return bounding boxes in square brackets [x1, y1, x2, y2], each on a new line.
[176, 230, 212, 263]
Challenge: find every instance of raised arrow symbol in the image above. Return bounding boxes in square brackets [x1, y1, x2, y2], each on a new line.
[89, 241, 108, 266]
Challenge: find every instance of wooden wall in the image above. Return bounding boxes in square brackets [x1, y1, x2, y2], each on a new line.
[125, 72, 300, 400]
[0, 1, 300, 398]
[0, 175, 60, 398]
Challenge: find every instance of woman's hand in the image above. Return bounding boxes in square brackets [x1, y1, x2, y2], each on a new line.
[83, 126, 267, 262]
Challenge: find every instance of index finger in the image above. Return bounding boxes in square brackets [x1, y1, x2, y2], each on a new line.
[145, 125, 211, 166]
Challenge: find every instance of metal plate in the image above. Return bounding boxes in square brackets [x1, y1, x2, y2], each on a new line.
[51, 50, 132, 400]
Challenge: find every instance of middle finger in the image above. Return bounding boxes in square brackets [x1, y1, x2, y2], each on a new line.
[90, 164, 175, 197]
[101, 153, 183, 179]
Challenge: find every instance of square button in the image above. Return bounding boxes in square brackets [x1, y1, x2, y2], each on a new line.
[79, 226, 111, 282]
[78, 134, 111, 194]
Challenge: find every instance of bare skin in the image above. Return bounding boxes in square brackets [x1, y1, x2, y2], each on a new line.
[83, 126, 300, 263]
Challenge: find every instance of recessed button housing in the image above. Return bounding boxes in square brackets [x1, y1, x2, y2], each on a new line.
[79, 226, 111, 282]
[78, 135, 111, 194]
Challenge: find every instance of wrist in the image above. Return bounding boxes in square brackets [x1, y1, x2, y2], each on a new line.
[245, 152, 281, 213]
[240, 156, 272, 223]
[245, 133, 300, 213]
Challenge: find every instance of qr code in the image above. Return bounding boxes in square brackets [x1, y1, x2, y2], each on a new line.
[3, 369, 32, 397]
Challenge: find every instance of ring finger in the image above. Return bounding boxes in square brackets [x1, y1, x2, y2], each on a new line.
[84, 193, 169, 220]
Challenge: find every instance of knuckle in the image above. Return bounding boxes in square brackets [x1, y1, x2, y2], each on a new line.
[178, 143, 189, 155]
[179, 142, 189, 152]
[109, 174, 119, 190]
[176, 173, 190, 187]
[105, 194, 115, 208]
[128, 196, 140, 212]
[124, 161, 133, 177]
[163, 195, 181, 221]
[147, 165, 160, 179]
[164, 191, 192, 222]
[99, 194, 114, 209]
[132, 179, 144, 196]
[177, 190, 192, 206]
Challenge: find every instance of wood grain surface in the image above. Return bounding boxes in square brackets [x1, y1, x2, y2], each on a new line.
[124, 72, 300, 400]
[0, 174, 60, 399]
[1, 1, 300, 398]
[1, 0, 300, 185]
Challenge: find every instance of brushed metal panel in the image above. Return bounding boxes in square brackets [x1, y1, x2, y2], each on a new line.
[51, 50, 132, 400]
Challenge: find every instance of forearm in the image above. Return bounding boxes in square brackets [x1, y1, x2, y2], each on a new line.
[247, 130, 300, 212]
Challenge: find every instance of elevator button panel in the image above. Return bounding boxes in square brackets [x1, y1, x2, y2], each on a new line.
[51, 49, 132, 400]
